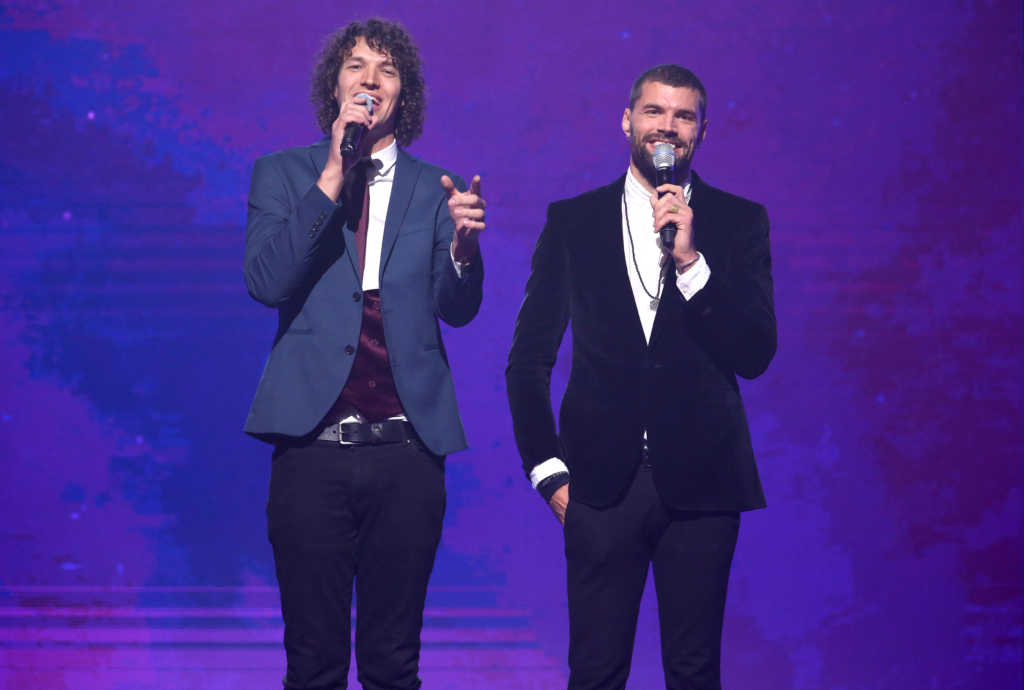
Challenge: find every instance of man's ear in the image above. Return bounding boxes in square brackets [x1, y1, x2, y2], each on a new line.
[621, 108, 632, 139]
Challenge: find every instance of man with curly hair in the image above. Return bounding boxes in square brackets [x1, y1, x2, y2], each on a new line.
[243, 18, 486, 690]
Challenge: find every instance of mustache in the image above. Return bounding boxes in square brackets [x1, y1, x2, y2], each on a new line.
[642, 134, 683, 146]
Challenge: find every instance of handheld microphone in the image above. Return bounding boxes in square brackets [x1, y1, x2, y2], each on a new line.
[652, 142, 676, 249]
[340, 93, 375, 157]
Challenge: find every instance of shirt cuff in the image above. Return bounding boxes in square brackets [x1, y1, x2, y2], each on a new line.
[536, 472, 569, 503]
[675, 252, 710, 300]
[450, 243, 470, 278]
[529, 457, 570, 489]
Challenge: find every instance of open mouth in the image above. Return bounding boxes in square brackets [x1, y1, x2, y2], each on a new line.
[352, 93, 382, 107]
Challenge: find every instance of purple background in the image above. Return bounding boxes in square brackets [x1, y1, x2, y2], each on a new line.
[1, 1, 1021, 687]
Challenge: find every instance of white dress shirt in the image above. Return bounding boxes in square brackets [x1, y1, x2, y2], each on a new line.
[360, 141, 399, 291]
[528, 168, 712, 489]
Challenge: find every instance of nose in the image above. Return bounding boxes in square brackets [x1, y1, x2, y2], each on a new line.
[361, 69, 380, 88]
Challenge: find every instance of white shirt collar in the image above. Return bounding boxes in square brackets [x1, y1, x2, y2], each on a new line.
[370, 140, 399, 179]
[624, 167, 692, 204]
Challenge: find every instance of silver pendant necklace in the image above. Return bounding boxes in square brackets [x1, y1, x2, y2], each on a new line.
[623, 192, 664, 310]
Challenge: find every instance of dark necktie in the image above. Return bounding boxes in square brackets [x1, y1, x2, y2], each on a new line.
[342, 158, 380, 277]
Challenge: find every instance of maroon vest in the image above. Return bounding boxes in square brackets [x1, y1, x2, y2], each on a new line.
[331, 289, 405, 422]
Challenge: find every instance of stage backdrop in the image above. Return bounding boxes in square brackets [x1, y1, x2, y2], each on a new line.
[1, 1, 1021, 688]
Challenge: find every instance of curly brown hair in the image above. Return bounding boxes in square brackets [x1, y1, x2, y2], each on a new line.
[310, 18, 426, 147]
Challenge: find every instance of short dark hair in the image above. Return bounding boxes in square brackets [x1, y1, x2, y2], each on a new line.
[310, 18, 426, 147]
[629, 64, 707, 121]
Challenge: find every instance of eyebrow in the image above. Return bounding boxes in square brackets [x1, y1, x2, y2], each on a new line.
[641, 103, 696, 117]
[343, 55, 396, 68]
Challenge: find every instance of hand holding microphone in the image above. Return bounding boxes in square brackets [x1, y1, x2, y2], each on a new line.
[652, 142, 678, 249]
[341, 93, 374, 157]
[317, 93, 375, 201]
[649, 141, 699, 270]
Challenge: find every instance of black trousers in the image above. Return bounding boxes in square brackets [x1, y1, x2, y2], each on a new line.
[564, 464, 740, 690]
[267, 440, 446, 690]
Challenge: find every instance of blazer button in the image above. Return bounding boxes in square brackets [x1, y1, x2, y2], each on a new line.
[344, 345, 355, 355]
[352, 291, 362, 301]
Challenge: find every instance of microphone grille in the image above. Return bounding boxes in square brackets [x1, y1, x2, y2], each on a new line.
[356, 92, 375, 115]
[652, 142, 675, 171]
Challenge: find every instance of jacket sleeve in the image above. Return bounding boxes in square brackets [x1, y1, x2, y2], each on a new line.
[432, 174, 484, 327]
[505, 204, 571, 476]
[680, 205, 777, 379]
[243, 154, 345, 306]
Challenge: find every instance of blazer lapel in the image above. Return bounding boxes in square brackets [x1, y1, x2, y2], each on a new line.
[378, 148, 421, 280]
[687, 170, 709, 253]
[596, 176, 649, 353]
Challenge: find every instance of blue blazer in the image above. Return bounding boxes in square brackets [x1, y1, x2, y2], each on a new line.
[243, 138, 483, 455]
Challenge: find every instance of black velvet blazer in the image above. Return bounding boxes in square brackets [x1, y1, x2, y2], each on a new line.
[506, 172, 776, 511]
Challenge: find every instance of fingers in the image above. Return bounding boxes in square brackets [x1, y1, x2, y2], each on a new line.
[651, 188, 691, 226]
[337, 103, 372, 129]
[445, 174, 488, 240]
[441, 175, 486, 205]
[440, 175, 457, 198]
[450, 206, 486, 222]
[653, 208, 690, 232]
[449, 202, 486, 237]
[455, 220, 486, 235]
[654, 183, 685, 199]
[352, 108, 373, 127]
[548, 484, 569, 525]
[451, 194, 486, 211]
[552, 499, 566, 526]
[652, 203, 693, 240]
[649, 189, 686, 211]
[652, 196, 691, 218]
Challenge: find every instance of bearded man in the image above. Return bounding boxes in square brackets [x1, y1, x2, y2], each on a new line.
[507, 64, 775, 689]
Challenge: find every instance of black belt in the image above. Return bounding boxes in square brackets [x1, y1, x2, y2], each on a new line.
[316, 419, 418, 445]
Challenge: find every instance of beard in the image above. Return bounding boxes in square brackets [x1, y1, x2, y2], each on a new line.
[629, 130, 692, 187]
